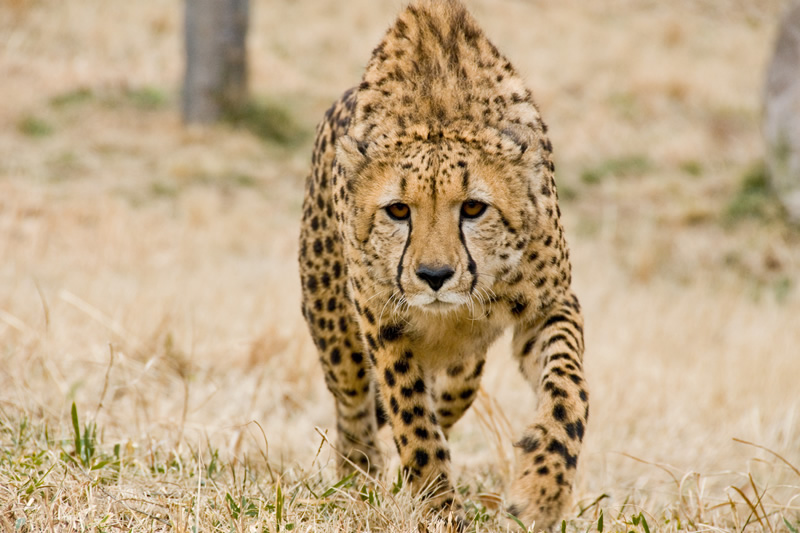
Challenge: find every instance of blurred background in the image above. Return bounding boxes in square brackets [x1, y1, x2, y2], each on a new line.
[1, 0, 798, 530]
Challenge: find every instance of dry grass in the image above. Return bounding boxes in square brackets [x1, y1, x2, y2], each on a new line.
[1, 0, 800, 531]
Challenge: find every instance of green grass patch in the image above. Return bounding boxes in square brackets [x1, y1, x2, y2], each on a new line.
[49, 85, 167, 112]
[607, 91, 640, 122]
[144, 172, 260, 202]
[17, 115, 54, 137]
[49, 87, 95, 108]
[774, 276, 793, 304]
[192, 172, 259, 189]
[679, 159, 704, 177]
[581, 155, 652, 185]
[149, 181, 180, 199]
[724, 160, 780, 223]
[557, 182, 578, 201]
[124, 86, 169, 111]
[168, 172, 258, 192]
[46, 151, 83, 181]
[225, 97, 311, 148]
[231, 173, 258, 187]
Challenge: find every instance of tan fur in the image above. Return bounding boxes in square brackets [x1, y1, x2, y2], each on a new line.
[299, 1, 587, 529]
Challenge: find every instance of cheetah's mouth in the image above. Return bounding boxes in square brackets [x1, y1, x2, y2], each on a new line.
[407, 292, 469, 312]
[425, 300, 458, 310]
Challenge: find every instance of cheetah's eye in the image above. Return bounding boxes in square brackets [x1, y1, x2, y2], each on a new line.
[386, 203, 410, 220]
[461, 200, 487, 219]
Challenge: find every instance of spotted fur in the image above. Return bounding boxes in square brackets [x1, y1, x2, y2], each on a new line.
[299, 1, 587, 529]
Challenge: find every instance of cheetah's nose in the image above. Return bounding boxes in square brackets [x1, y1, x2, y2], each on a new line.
[416, 264, 455, 291]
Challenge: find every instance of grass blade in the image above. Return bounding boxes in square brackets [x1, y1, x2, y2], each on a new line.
[733, 438, 800, 478]
[640, 513, 651, 533]
[321, 472, 355, 499]
[276, 483, 283, 531]
[578, 493, 609, 518]
[730, 485, 764, 531]
[70, 402, 81, 460]
[506, 512, 526, 530]
[225, 492, 240, 520]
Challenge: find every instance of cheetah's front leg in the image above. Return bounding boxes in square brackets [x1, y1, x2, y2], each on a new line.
[365, 321, 463, 521]
[507, 291, 587, 530]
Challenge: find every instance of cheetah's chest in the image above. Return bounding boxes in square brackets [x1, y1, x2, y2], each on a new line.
[403, 308, 506, 372]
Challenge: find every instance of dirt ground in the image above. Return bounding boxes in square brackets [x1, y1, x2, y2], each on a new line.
[1, 0, 799, 530]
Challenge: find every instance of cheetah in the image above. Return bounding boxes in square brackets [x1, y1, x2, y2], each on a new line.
[298, 0, 587, 529]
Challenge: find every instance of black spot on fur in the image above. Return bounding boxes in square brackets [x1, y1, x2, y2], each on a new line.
[509, 296, 528, 316]
[306, 275, 318, 293]
[515, 435, 540, 453]
[547, 438, 578, 469]
[566, 422, 577, 440]
[544, 381, 568, 398]
[393, 359, 410, 374]
[522, 338, 535, 356]
[507, 504, 523, 517]
[365, 334, 377, 350]
[379, 323, 404, 342]
[415, 449, 429, 468]
[447, 364, 464, 377]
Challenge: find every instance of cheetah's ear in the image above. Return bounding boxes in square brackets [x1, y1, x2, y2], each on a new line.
[336, 136, 369, 177]
[500, 124, 537, 157]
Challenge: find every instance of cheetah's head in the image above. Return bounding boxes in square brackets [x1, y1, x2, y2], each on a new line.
[337, 124, 551, 314]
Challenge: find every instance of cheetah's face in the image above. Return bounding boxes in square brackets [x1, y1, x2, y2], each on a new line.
[339, 137, 538, 313]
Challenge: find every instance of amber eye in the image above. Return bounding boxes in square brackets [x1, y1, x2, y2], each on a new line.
[461, 200, 487, 219]
[386, 203, 410, 220]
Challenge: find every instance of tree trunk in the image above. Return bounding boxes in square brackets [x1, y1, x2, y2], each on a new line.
[182, 0, 249, 124]
[764, 1, 800, 223]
